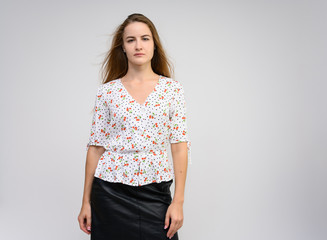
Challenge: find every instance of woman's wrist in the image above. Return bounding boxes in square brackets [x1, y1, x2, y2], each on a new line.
[172, 198, 184, 204]
[82, 198, 91, 205]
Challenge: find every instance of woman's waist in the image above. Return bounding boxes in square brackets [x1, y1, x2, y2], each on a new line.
[104, 145, 168, 154]
[99, 149, 170, 164]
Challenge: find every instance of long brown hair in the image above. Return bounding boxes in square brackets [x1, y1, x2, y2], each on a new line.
[99, 13, 174, 84]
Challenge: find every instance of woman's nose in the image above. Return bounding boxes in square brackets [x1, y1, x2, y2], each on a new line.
[135, 39, 142, 50]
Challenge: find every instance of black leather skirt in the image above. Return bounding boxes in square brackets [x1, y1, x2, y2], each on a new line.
[90, 177, 179, 240]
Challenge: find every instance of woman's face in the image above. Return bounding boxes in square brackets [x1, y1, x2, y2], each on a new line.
[122, 22, 155, 67]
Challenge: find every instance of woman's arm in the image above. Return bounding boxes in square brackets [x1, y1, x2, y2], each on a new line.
[82, 146, 105, 204]
[164, 142, 188, 239]
[78, 146, 105, 235]
[171, 142, 188, 203]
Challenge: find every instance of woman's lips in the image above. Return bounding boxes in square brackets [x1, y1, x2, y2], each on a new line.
[134, 53, 144, 56]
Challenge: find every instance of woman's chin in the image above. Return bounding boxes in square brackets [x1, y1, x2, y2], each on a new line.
[129, 60, 151, 67]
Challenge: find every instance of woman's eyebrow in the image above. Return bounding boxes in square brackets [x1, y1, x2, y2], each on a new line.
[126, 34, 151, 39]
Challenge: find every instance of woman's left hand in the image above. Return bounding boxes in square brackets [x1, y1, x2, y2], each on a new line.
[164, 201, 184, 239]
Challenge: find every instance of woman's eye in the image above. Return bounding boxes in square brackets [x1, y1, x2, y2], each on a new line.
[127, 38, 149, 43]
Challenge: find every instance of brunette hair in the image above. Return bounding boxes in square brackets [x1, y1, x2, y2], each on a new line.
[99, 13, 174, 84]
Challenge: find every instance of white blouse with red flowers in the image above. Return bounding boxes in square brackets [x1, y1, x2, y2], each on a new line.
[86, 75, 191, 186]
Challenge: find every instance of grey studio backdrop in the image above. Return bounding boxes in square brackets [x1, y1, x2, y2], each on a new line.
[0, 0, 326, 240]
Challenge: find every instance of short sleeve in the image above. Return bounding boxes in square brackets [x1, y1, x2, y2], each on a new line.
[169, 81, 192, 165]
[86, 85, 110, 151]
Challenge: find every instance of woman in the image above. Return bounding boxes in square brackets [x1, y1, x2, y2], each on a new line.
[77, 13, 191, 240]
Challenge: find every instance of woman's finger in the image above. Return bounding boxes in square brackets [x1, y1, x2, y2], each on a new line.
[164, 209, 171, 230]
[167, 217, 178, 238]
[86, 215, 92, 232]
[78, 214, 89, 234]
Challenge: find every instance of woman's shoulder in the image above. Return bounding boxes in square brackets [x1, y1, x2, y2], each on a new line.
[104, 78, 120, 85]
[167, 78, 186, 92]
[100, 79, 120, 90]
[162, 76, 184, 88]
[92, 79, 120, 97]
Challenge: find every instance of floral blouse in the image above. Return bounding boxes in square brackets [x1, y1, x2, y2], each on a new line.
[86, 75, 191, 186]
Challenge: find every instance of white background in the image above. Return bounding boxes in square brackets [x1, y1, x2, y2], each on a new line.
[0, 0, 326, 239]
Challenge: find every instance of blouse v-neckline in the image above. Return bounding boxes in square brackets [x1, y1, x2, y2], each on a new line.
[118, 75, 163, 107]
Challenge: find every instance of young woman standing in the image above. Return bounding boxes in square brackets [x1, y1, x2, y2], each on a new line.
[78, 13, 191, 240]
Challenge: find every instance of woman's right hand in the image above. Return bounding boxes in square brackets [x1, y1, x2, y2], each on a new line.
[77, 202, 92, 235]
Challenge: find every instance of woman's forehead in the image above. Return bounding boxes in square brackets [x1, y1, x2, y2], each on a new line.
[124, 22, 152, 37]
